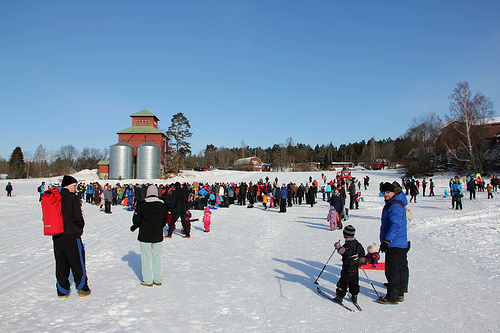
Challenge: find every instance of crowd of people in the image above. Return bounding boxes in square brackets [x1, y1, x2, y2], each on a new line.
[29, 170, 497, 302]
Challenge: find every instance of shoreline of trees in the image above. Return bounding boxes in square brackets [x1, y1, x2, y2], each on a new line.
[2, 82, 497, 179]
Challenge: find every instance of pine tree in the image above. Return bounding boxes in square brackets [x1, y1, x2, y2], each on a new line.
[166, 113, 192, 173]
[8, 147, 26, 179]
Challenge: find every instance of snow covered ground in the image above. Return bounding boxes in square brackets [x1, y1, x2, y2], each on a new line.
[0, 169, 499, 332]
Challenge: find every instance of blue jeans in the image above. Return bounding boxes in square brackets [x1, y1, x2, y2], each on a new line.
[139, 242, 162, 284]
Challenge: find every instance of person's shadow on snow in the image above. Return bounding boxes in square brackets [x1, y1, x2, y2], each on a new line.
[122, 251, 142, 281]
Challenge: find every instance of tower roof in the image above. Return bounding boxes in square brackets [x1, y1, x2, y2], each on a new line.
[130, 109, 159, 121]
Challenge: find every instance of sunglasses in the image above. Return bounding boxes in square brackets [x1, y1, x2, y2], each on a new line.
[382, 191, 392, 194]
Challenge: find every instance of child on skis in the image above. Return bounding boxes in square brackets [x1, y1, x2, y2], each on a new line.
[203, 207, 212, 232]
[179, 211, 193, 236]
[326, 207, 340, 230]
[333, 225, 366, 304]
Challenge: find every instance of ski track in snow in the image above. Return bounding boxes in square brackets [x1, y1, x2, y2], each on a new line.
[0, 169, 499, 332]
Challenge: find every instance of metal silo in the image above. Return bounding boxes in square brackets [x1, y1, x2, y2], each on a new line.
[109, 141, 134, 180]
[136, 141, 161, 179]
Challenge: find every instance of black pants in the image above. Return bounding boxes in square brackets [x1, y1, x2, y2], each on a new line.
[53, 238, 90, 296]
[168, 213, 190, 237]
[336, 268, 360, 298]
[105, 200, 112, 213]
[452, 194, 462, 209]
[384, 247, 408, 301]
[279, 198, 287, 212]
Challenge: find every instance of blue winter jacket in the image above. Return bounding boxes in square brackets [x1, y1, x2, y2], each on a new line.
[380, 191, 408, 249]
[450, 182, 462, 195]
[199, 188, 208, 198]
[280, 187, 288, 199]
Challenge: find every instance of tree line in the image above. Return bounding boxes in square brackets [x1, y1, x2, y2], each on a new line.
[0, 145, 108, 179]
[185, 81, 497, 175]
[2, 81, 497, 179]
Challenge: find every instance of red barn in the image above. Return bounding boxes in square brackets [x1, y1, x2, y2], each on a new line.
[117, 109, 168, 165]
[233, 157, 263, 171]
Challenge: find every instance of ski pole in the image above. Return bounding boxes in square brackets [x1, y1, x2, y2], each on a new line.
[314, 246, 338, 284]
[360, 265, 382, 298]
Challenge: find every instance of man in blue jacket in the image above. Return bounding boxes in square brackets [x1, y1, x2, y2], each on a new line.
[378, 182, 408, 304]
[279, 184, 287, 212]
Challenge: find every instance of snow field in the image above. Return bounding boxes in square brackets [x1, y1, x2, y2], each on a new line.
[0, 169, 499, 332]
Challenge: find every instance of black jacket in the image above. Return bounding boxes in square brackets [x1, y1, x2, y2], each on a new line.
[329, 193, 344, 212]
[340, 238, 365, 272]
[169, 186, 189, 214]
[53, 188, 84, 240]
[132, 196, 168, 243]
[296, 186, 304, 198]
[348, 182, 356, 196]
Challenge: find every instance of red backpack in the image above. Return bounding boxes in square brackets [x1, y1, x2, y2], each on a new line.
[41, 188, 64, 236]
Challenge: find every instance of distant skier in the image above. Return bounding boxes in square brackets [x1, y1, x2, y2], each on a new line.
[5, 182, 13, 197]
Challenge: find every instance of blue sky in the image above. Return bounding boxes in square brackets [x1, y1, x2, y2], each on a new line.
[1, 0, 499, 160]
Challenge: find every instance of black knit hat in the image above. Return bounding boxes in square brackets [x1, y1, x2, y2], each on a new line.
[380, 182, 394, 193]
[61, 175, 78, 188]
[343, 225, 355, 238]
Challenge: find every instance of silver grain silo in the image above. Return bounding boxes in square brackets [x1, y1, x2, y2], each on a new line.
[109, 141, 134, 180]
[136, 141, 161, 179]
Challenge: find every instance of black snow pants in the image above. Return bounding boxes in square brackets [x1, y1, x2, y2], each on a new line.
[53, 238, 90, 296]
[384, 247, 407, 302]
[336, 267, 360, 298]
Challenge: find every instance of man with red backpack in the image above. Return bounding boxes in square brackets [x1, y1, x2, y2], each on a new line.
[52, 175, 91, 299]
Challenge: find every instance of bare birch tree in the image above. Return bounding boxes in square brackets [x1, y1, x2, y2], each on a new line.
[445, 82, 494, 173]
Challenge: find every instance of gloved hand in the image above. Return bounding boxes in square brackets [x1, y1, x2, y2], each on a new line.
[379, 240, 391, 253]
[130, 225, 138, 232]
[359, 256, 368, 266]
[334, 241, 342, 250]
[338, 247, 346, 255]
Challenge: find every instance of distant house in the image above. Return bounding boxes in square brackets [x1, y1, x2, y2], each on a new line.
[331, 162, 354, 169]
[484, 117, 500, 143]
[98, 161, 109, 179]
[293, 163, 317, 172]
[439, 117, 500, 143]
[233, 157, 263, 171]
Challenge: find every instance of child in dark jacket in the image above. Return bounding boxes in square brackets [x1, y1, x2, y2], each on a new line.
[333, 225, 366, 304]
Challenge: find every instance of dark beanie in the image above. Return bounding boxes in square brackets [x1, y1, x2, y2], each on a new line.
[343, 225, 356, 238]
[61, 175, 78, 188]
[380, 182, 394, 193]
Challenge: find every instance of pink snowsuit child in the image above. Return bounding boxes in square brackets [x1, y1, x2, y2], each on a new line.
[327, 207, 339, 231]
[203, 207, 212, 232]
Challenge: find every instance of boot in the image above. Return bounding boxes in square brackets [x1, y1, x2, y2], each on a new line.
[377, 297, 398, 304]
[351, 294, 358, 303]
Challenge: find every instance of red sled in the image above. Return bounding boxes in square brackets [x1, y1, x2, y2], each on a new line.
[359, 262, 385, 270]
[41, 188, 65, 236]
